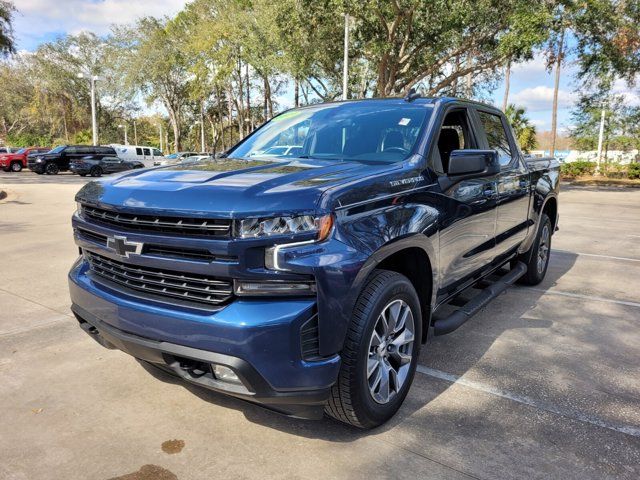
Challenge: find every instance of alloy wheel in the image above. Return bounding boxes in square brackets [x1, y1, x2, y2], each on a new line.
[537, 224, 550, 274]
[366, 299, 415, 404]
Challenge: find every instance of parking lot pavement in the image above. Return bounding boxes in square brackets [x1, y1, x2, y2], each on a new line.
[1, 171, 639, 480]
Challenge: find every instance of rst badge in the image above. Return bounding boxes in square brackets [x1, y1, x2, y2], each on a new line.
[107, 235, 143, 258]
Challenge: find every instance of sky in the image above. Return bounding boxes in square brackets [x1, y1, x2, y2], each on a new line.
[11, 0, 637, 136]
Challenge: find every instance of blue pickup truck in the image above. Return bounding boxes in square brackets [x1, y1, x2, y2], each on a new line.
[69, 96, 559, 428]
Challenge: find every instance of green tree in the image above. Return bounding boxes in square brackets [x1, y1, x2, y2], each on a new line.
[114, 18, 194, 152]
[505, 104, 537, 152]
[0, 0, 14, 57]
[570, 92, 640, 155]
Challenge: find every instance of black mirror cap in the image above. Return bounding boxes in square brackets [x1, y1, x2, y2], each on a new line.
[447, 150, 500, 177]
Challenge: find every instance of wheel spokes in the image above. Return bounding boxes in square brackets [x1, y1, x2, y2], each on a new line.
[366, 299, 416, 404]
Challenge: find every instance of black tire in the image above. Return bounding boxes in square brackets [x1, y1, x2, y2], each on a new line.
[10, 162, 22, 172]
[518, 213, 552, 285]
[325, 269, 422, 429]
[90, 166, 102, 177]
[45, 162, 59, 175]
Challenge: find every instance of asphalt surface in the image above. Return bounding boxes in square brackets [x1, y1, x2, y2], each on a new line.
[1, 171, 639, 480]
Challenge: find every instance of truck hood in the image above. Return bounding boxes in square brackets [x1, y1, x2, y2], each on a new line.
[76, 157, 398, 217]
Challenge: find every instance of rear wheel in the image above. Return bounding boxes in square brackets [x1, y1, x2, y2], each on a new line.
[45, 162, 59, 175]
[10, 162, 22, 172]
[518, 213, 552, 285]
[325, 269, 421, 429]
[90, 166, 102, 177]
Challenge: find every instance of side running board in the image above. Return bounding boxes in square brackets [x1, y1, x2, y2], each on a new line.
[433, 262, 527, 336]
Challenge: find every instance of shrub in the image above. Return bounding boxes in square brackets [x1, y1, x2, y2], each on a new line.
[603, 161, 626, 178]
[560, 161, 597, 177]
[628, 162, 640, 180]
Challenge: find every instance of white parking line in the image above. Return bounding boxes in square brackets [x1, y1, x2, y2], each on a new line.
[524, 288, 640, 309]
[416, 365, 640, 438]
[552, 249, 640, 263]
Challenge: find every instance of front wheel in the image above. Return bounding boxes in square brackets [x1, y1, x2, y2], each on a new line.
[518, 213, 552, 285]
[325, 269, 421, 429]
[45, 162, 59, 175]
[90, 166, 102, 177]
[10, 162, 22, 172]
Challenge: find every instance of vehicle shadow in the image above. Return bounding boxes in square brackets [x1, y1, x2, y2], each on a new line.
[137, 250, 578, 441]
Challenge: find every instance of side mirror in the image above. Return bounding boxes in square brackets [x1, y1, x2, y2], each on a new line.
[447, 150, 500, 177]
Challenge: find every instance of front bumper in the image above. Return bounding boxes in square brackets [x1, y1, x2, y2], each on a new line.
[69, 259, 341, 419]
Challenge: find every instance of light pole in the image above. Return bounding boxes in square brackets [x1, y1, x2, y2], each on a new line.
[118, 124, 128, 145]
[77, 73, 100, 145]
[596, 106, 606, 174]
[158, 123, 163, 153]
[342, 14, 350, 101]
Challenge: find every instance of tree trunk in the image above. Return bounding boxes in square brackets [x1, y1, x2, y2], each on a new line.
[294, 78, 299, 107]
[171, 118, 180, 153]
[226, 85, 235, 144]
[550, 30, 565, 158]
[263, 75, 273, 120]
[502, 59, 511, 112]
[465, 52, 473, 98]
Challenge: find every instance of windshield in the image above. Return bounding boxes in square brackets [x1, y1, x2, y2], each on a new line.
[230, 102, 432, 164]
[165, 153, 178, 159]
[48, 146, 65, 154]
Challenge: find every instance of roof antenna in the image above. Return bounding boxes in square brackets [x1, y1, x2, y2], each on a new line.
[404, 87, 421, 102]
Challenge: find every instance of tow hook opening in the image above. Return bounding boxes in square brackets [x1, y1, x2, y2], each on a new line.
[176, 357, 210, 379]
[165, 355, 248, 392]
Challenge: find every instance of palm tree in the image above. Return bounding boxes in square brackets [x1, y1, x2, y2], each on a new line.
[0, 1, 15, 57]
[505, 104, 538, 153]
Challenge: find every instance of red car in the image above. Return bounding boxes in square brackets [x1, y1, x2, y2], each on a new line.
[0, 147, 50, 172]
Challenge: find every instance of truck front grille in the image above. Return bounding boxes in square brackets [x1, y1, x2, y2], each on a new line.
[82, 205, 231, 237]
[76, 228, 234, 263]
[85, 251, 233, 307]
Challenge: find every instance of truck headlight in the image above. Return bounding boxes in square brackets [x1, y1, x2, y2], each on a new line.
[76, 202, 83, 216]
[35, 157, 43, 163]
[237, 214, 333, 240]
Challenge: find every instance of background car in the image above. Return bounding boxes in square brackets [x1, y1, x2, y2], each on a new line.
[69, 155, 145, 177]
[28, 145, 118, 175]
[0, 147, 50, 172]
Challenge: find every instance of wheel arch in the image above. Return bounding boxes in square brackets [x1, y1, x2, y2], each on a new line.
[542, 195, 558, 232]
[350, 236, 437, 344]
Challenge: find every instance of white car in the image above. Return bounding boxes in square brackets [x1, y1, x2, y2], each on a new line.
[112, 145, 164, 168]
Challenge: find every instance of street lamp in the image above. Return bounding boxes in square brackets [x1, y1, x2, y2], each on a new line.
[342, 14, 350, 101]
[77, 73, 101, 146]
[157, 123, 163, 153]
[118, 124, 128, 145]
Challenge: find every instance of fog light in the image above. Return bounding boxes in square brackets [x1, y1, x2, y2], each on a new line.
[212, 364, 242, 385]
[234, 280, 316, 296]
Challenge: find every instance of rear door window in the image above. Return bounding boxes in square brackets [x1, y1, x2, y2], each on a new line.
[143, 148, 150, 156]
[477, 111, 512, 167]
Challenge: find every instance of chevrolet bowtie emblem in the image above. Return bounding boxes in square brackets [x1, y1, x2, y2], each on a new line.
[107, 235, 143, 258]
